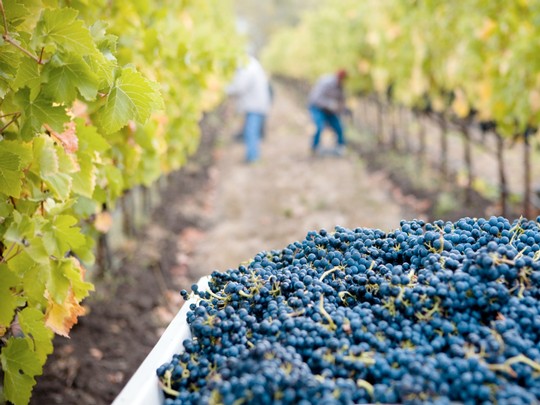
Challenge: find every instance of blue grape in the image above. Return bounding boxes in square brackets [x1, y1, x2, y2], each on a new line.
[157, 216, 540, 404]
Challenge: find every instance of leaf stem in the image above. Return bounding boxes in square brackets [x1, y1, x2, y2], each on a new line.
[0, 112, 20, 133]
[0, 244, 20, 264]
[0, 0, 7, 36]
[0, 0, 44, 65]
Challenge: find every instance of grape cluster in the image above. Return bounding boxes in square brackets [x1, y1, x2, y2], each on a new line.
[157, 216, 540, 404]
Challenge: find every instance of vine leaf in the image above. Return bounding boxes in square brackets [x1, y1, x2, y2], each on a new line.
[44, 287, 85, 337]
[42, 215, 86, 258]
[42, 53, 99, 103]
[75, 118, 110, 153]
[71, 152, 96, 198]
[63, 258, 94, 301]
[0, 46, 21, 99]
[98, 67, 163, 134]
[8, 251, 48, 308]
[3, 212, 34, 246]
[32, 136, 73, 200]
[0, 264, 20, 328]
[46, 121, 79, 154]
[12, 57, 41, 100]
[47, 260, 71, 304]
[0, 337, 42, 405]
[16, 90, 69, 141]
[18, 307, 54, 364]
[37, 8, 97, 55]
[0, 149, 23, 198]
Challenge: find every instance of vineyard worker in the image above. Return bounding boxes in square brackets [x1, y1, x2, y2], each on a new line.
[308, 69, 348, 156]
[226, 56, 272, 163]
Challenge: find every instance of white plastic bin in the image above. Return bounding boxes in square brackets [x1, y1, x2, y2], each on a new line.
[112, 277, 209, 405]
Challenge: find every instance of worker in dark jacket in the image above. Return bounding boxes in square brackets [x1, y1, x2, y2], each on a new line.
[308, 69, 348, 156]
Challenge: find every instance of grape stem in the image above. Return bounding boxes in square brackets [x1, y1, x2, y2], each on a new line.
[238, 290, 253, 298]
[487, 354, 540, 377]
[356, 379, 374, 397]
[158, 370, 180, 397]
[319, 266, 341, 282]
[319, 295, 337, 331]
[205, 289, 226, 300]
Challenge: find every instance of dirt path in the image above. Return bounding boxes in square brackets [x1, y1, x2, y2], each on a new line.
[187, 82, 425, 280]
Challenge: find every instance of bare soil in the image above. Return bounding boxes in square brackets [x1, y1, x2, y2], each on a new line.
[30, 82, 442, 405]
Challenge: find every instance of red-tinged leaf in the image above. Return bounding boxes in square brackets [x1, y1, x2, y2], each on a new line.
[45, 121, 78, 153]
[44, 288, 85, 337]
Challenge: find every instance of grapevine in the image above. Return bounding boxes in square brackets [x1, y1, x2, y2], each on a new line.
[0, 1, 242, 404]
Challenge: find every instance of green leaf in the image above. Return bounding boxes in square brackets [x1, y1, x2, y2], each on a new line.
[43, 215, 86, 258]
[24, 236, 50, 265]
[18, 307, 54, 364]
[4, 212, 34, 246]
[75, 119, 110, 153]
[0, 200, 14, 231]
[0, 264, 20, 328]
[104, 164, 124, 201]
[38, 8, 97, 55]
[86, 52, 116, 90]
[43, 173, 72, 200]
[32, 136, 57, 176]
[47, 259, 70, 304]
[89, 20, 117, 54]
[97, 67, 163, 134]
[45, 198, 76, 217]
[0, 45, 20, 98]
[42, 53, 99, 103]
[0, 148, 23, 198]
[3, 0, 30, 27]
[12, 56, 40, 100]
[9, 251, 48, 308]
[62, 258, 94, 301]
[71, 234, 95, 266]
[71, 151, 96, 198]
[1, 337, 42, 405]
[16, 90, 68, 140]
[72, 196, 99, 218]
[32, 136, 73, 200]
[1, 140, 33, 169]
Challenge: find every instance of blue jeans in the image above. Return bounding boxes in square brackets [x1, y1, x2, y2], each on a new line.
[309, 106, 345, 151]
[243, 112, 265, 162]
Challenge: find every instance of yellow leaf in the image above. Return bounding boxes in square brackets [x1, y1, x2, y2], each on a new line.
[93, 211, 113, 233]
[45, 288, 85, 337]
[477, 18, 497, 41]
[180, 12, 193, 31]
[529, 89, 540, 113]
[452, 89, 470, 118]
[357, 59, 370, 74]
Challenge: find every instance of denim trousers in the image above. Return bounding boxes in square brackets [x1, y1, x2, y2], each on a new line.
[309, 106, 345, 150]
[243, 112, 265, 162]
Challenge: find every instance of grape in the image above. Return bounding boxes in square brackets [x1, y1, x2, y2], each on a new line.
[157, 216, 540, 404]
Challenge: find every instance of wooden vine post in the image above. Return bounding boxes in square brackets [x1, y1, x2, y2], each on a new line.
[458, 119, 474, 205]
[494, 131, 509, 217]
[523, 129, 534, 219]
[376, 98, 385, 147]
[437, 114, 449, 181]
